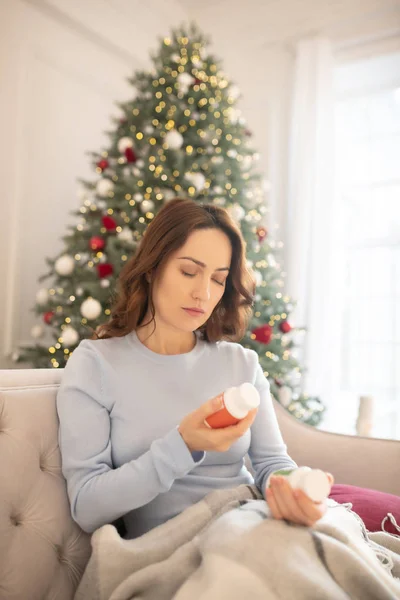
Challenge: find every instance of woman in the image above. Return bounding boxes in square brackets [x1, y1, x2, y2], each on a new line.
[57, 198, 333, 539]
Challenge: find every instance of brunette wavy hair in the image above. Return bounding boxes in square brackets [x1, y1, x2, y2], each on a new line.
[92, 198, 255, 343]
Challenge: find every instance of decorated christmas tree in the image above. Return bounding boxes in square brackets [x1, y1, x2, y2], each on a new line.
[15, 23, 324, 426]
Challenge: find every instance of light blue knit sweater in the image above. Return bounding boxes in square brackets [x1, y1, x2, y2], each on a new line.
[56, 330, 297, 538]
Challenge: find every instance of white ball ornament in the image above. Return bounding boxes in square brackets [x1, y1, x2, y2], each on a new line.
[171, 53, 180, 62]
[55, 254, 75, 276]
[117, 137, 134, 153]
[177, 72, 194, 92]
[140, 200, 155, 213]
[61, 326, 79, 347]
[162, 189, 176, 201]
[100, 279, 110, 288]
[242, 155, 253, 169]
[117, 227, 134, 244]
[228, 85, 241, 100]
[227, 107, 240, 123]
[185, 172, 206, 192]
[228, 203, 245, 222]
[165, 129, 184, 150]
[96, 178, 114, 197]
[80, 297, 102, 320]
[144, 125, 154, 135]
[30, 324, 44, 339]
[36, 288, 49, 305]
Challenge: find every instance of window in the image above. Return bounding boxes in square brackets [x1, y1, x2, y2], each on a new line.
[334, 50, 400, 439]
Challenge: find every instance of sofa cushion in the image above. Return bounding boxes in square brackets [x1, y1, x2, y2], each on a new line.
[0, 370, 92, 600]
[329, 484, 400, 535]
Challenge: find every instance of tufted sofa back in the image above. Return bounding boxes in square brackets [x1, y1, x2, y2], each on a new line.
[0, 369, 91, 600]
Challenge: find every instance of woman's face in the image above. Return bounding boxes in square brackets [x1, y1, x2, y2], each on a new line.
[150, 228, 232, 333]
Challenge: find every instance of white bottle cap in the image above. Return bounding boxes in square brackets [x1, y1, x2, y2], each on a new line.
[302, 469, 331, 503]
[287, 466, 311, 488]
[224, 383, 260, 419]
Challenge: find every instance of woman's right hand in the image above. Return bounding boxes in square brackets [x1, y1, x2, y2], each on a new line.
[178, 395, 258, 453]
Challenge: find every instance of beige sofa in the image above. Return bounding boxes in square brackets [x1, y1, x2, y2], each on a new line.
[1, 368, 399, 600]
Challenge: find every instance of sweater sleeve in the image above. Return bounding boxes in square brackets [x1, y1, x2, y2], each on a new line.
[56, 341, 204, 533]
[248, 361, 298, 497]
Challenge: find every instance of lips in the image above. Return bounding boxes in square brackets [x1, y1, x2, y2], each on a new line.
[183, 308, 205, 316]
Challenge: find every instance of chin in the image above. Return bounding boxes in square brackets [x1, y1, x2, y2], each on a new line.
[177, 316, 207, 333]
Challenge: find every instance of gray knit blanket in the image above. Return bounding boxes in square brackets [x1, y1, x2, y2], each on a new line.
[75, 484, 400, 600]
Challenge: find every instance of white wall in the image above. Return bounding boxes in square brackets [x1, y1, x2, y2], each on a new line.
[0, 0, 188, 369]
[1, 0, 399, 369]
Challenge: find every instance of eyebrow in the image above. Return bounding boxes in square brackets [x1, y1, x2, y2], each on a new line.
[177, 256, 230, 272]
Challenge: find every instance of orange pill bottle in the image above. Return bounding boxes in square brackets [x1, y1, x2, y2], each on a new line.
[205, 383, 260, 429]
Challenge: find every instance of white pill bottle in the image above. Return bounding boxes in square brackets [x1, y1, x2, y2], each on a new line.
[266, 466, 331, 502]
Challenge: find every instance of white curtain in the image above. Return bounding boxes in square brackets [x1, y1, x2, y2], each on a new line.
[285, 36, 343, 416]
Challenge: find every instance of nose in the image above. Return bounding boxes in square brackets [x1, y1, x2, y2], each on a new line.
[193, 276, 211, 301]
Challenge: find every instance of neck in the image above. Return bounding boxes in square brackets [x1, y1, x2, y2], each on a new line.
[136, 319, 196, 356]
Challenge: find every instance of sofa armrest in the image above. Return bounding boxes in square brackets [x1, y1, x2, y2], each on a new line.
[273, 399, 400, 496]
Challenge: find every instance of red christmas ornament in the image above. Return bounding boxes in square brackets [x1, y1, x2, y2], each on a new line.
[245, 129, 252, 137]
[97, 159, 109, 171]
[256, 226, 268, 242]
[43, 311, 54, 325]
[124, 147, 137, 163]
[252, 324, 273, 344]
[279, 321, 292, 334]
[97, 263, 114, 278]
[102, 215, 117, 231]
[89, 236, 106, 251]
[96, 158, 109, 171]
[194, 78, 202, 86]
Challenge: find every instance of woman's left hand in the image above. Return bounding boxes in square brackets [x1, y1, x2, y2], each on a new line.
[265, 472, 334, 527]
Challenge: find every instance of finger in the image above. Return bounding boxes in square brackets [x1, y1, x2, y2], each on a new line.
[270, 477, 311, 525]
[294, 489, 327, 523]
[326, 472, 334, 486]
[216, 408, 258, 443]
[197, 394, 224, 421]
[265, 487, 284, 520]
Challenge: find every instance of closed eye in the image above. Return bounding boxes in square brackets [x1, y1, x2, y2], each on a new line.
[181, 271, 225, 287]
